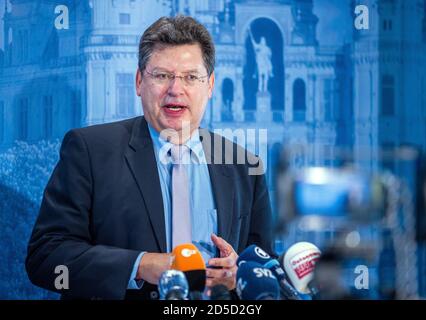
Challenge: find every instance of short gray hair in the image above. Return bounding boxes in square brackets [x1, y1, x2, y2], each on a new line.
[138, 15, 215, 76]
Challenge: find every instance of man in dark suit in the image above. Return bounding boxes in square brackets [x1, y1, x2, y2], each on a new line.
[26, 15, 273, 300]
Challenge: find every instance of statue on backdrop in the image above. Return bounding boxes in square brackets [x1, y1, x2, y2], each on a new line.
[248, 28, 273, 93]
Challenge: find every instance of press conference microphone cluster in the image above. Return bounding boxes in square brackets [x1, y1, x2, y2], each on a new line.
[236, 242, 321, 300]
[237, 245, 302, 300]
[159, 241, 321, 300]
[159, 243, 237, 300]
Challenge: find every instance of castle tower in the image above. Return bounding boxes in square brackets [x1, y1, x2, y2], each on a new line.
[352, 0, 381, 169]
[212, 0, 245, 124]
[83, 0, 170, 125]
[352, 0, 426, 169]
[0, 0, 87, 146]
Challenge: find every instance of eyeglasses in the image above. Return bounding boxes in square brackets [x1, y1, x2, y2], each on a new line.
[144, 70, 209, 87]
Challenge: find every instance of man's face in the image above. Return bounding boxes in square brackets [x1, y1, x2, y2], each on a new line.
[136, 44, 214, 137]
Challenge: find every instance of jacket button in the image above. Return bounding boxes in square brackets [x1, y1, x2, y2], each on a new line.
[150, 291, 159, 300]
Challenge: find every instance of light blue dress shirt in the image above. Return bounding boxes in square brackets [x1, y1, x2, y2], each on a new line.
[128, 124, 217, 289]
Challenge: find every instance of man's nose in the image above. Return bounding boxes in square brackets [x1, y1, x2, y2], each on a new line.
[167, 76, 185, 96]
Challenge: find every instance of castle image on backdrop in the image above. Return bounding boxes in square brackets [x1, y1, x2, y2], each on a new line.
[0, 0, 425, 299]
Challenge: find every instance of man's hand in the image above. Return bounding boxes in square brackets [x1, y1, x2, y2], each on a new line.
[136, 252, 173, 285]
[206, 234, 238, 290]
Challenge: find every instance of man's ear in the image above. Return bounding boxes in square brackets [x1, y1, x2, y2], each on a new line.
[136, 69, 142, 97]
[208, 72, 215, 99]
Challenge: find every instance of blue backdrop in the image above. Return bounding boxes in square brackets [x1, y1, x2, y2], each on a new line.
[0, 0, 425, 299]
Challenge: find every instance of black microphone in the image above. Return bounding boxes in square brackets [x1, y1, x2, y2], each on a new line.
[210, 284, 232, 300]
[237, 245, 302, 300]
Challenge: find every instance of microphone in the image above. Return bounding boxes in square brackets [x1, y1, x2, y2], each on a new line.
[236, 261, 280, 300]
[171, 243, 206, 294]
[189, 291, 204, 300]
[158, 270, 189, 300]
[237, 245, 302, 300]
[210, 284, 232, 300]
[282, 242, 321, 295]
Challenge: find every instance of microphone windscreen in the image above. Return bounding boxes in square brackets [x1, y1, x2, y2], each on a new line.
[237, 245, 286, 282]
[237, 245, 271, 266]
[158, 269, 189, 300]
[171, 243, 206, 292]
[283, 242, 321, 294]
[172, 243, 206, 271]
[236, 261, 280, 300]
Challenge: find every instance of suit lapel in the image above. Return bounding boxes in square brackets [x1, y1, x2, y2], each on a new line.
[201, 129, 234, 243]
[124, 117, 167, 253]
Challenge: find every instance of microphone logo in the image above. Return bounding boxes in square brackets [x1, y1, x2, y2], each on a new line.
[253, 268, 275, 279]
[181, 248, 197, 258]
[289, 251, 320, 279]
[254, 247, 270, 259]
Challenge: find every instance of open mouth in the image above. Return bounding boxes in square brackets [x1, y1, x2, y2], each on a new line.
[162, 104, 188, 115]
[165, 105, 185, 111]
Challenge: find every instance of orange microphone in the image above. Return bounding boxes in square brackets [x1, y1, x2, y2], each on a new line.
[172, 243, 206, 293]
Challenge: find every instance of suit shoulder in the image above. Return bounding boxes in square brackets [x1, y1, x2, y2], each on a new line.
[71, 117, 137, 137]
[64, 117, 139, 147]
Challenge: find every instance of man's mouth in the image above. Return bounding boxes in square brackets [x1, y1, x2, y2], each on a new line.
[163, 104, 187, 110]
[162, 104, 188, 116]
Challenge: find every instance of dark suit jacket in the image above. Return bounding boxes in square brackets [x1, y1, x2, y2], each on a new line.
[25, 116, 273, 300]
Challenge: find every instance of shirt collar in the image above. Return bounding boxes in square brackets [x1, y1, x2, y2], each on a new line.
[147, 123, 205, 165]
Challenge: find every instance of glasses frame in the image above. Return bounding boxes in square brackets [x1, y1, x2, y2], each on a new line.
[144, 69, 209, 87]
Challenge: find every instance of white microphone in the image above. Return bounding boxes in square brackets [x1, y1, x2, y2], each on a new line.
[282, 242, 321, 294]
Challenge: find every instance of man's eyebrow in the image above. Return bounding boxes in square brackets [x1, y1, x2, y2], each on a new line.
[182, 69, 202, 74]
[150, 67, 172, 73]
[150, 67, 202, 74]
